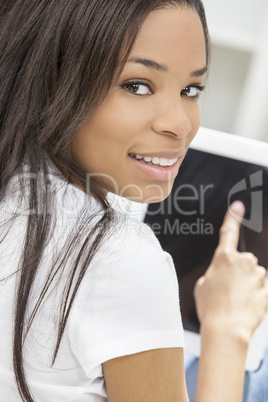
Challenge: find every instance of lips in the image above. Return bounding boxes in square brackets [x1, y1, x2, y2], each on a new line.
[128, 153, 183, 181]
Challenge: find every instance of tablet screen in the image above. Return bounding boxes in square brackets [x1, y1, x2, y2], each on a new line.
[145, 148, 268, 333]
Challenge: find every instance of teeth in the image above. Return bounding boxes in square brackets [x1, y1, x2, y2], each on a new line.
[152, 157, 160, 164]
[159, 158, 170, 167]
[130, 153, 177, 167]
[158, 157, 177, 167]
[143, 157, 152, 162]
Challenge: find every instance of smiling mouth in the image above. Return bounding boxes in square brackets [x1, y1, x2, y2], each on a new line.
[129, 153, 177, 167]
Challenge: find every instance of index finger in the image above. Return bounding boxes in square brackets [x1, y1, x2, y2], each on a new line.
[218, 201, 245, 250]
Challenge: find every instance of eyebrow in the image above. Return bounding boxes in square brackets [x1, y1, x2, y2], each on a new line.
[127, 57, 168, 72]
[127, 57, 207, 77]
[190, 66, 208, 77]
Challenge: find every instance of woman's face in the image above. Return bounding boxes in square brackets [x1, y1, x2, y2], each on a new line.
[71, 6, 207, 203]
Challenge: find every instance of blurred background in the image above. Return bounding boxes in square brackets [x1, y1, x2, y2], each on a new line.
[199, 0, 268, 143]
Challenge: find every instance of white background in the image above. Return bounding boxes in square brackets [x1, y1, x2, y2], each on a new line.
[200, 0, 268, 142]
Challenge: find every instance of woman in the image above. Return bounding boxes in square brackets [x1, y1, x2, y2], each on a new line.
[0, 1, 267, 401]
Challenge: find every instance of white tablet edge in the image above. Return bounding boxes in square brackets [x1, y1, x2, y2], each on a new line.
[191, 127, 268, 167]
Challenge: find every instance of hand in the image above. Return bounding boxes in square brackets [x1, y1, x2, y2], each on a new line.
[194, 201, 268, 342]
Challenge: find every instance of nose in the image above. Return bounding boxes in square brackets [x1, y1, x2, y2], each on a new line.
[151, 99, 192, 138]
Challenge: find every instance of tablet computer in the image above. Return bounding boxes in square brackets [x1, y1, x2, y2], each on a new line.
[144, 127, 268, 371]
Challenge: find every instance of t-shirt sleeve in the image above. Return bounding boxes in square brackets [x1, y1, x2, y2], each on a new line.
[67, 218, 184, 378]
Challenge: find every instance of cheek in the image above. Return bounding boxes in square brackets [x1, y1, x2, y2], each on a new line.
[111, 101, 151, 138]
[96, 99, 149, 143]
[188, 104, 201, 141]
[71, 110, 137, 171]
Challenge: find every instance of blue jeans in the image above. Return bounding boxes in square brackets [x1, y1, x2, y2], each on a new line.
[185, 342, 268, 402]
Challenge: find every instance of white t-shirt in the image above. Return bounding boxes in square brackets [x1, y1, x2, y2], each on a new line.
[0, 162, 184, 401]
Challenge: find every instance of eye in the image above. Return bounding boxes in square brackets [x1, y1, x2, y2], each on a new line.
[181, 85, 205, 99]
[122, 81, 153, 96]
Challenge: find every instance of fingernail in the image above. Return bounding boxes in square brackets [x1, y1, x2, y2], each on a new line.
[230, 201, 245, 214]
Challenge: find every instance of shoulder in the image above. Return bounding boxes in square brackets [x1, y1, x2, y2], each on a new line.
[68, 213, 184, 377]
[95, 214, 175, 278]
[71, 212, 180, 328]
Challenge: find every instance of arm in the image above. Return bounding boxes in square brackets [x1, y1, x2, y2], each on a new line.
[195, 327, 248, 402]
[194, 201, 268, 402]
[103, 347, 189, 402]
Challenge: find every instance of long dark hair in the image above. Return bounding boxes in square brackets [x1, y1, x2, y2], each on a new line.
[0, 0, 210, 400]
